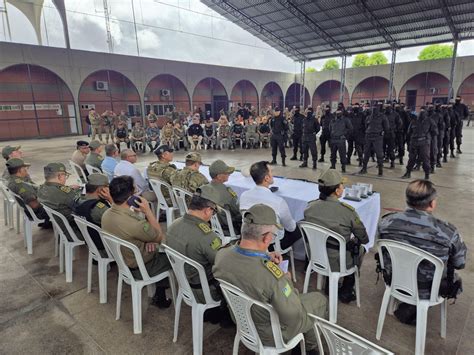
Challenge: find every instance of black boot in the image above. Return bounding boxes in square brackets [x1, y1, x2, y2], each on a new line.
[457, 146, 462, 154]
[330, 163, 336, 169]
[399, 157, 404, 165]
[358, 159, 363, 167]
[269, 159, 277, 165]
[318, 156, 324, 163]
[151, 287, 172, 309]
[425, 172, 430, 180]
[430, 166, 435, 174]
[359, 166, 367, 174]
[312, 161, 317, 170]
[299, 155, 303, 161]
[341, 165, 346, 173]
[299, 161, 308, 168]
[282, 157, 286, 167]
[346, 158, 351, 165]
[339, 275, 356, 304]
[401, 170, 411, 179]
[436, 160, 442, 168]
[443, 155, 448, 163]
[290, 155, 297, 161]
[390, 161, 395, 169]
[451, 150, 456, 158]
[378, 165, 383, 176]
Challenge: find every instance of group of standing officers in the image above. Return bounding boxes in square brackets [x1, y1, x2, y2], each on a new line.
[269, 95, 469, 180]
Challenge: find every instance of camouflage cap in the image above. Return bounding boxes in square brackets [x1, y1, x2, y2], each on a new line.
[318, 169, 347, 187]
[154, 144, 174, 157]
[243, 204, 283, 230]
[2, 145, 21, 159]
[5, 158, 30, 168]
[195, 185, 220, 205]
[87, 173, 109, 186]
[209, 159, 235, 178]
[89, 140, 102, 149]
[44, 162, 69, 174]
[185, 152, 202, 163]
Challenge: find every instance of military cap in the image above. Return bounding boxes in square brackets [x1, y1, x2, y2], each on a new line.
[89, 140, 102, 149]
[2, 145, 21, 159]
[6, 158, 30, 168]
[318, 169, 347, 187]
[154, 144, 174, 157]
[76, 140, 89, 147]
[87, 173, 109, 186]
[209, 159, 235, 178]
[195, 185, 220, 205]
[243, 204, 283, 230]
[44, 162, 69, 174]
[185, 152, 202, 163]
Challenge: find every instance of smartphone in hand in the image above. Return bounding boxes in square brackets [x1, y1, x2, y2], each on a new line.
[127, 195, 141, 209]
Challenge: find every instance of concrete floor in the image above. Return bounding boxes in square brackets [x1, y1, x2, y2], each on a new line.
[1, 128, 473, 354]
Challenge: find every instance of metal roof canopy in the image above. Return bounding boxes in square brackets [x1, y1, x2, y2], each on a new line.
[201, 0, 474, 61]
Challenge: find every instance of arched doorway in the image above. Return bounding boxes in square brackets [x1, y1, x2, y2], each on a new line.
[261, 82, 284, 112]
[0, 64, 76, 140]
[457, 74, 474, 109]
[285, 83, 310, 109]
[312, 80, 349, 110]
[351, 76, 394, 105]
[78, 70, 141, 132]
[399, 72, 450, 111]
[192, 77, 228, 119]
[230, 80, 259, 111]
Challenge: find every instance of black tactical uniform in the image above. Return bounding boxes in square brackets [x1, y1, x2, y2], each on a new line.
[329, 110, 352, 172]
[433, 104, 446, 167]
[299, 108, 320, 169]
[290, 108, 304, 160]
[269, 109, 288, 166]
[453, 98, 469, 153]
[448, 105, 459, 157]
[318, 106, 333, 162]
[383, 105, 402, 168]
[347, 104, 366, 166]
[395, 105, 410, 165]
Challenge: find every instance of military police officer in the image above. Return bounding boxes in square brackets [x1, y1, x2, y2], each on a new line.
[329, 108, 352, 172]
[290, 106, 304, 160]
[299, 107, 320, 169]
[318, 105, 333, 163]
[269, 107, 288, 166]
[171, 152, 208, 194]
[2, 145, 24, 181]
[148, 145, 178, 206]
[85, 140, 104, 171]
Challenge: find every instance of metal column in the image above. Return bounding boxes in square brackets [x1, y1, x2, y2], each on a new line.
[299, 60, 306, 108]
[448, 40, 458, 100]
[388, 49, 397, 101]
[339, 56, 347, 103]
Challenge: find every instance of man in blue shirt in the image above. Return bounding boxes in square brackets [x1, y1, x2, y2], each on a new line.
[101, 144, 119, 181]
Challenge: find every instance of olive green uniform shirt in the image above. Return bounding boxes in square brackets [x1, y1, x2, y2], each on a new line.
[147, 161, 178, 205]
[37, 182, 81, 225]
[85, 152, 104, 170]
[7, 175, 38, 204]
[71, 150, 87, 169]
[171, 166, 208, 194]
[207, 181, 241, 231]
[74, 195, 110, 225]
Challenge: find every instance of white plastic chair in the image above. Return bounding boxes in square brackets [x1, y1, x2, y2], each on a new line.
[149, 178, 179, 227]
[0, 182, 20, 232]
[69, 160, 88, 184]
[309, 314, 394, 355]
[375, 239, 447, 355]
[172, 186, 193, 217]
[163, 245, 221, 355]
[42, 205, 85, 282]
[272, 216, 296, 283]
[210, 206, 240, 245]
[297, 221, 360, 323]
[100, 231, 176, 334]
[85, 164, 102, 175]
[217, 278, 306, 355]
[73, 216, 114, 304]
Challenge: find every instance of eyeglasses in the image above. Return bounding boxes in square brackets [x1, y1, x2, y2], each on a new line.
[262, 231, 278, 239]
[59, 172, 71, 179]
[209, 206, 218, 215]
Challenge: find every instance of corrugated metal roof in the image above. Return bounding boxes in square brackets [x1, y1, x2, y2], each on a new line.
[201, 0, 474, 61]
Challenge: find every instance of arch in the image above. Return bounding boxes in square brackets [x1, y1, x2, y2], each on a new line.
[78, 69, 141, 132]
[0, 63, 76, 140]
[230, 80, 259, 111]
[144, 74, 191, 125]
[285, 83, 310, 109]
[312, 80, 349, 109]
[192, 77, 228, 119]
[457, 74, 474, 107]
[398, 72, 450, 111]
[351, 76, 395, 105]
[261, 81, 284, 112]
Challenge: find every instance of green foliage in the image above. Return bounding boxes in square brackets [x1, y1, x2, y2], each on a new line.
[352, 54, 370, 68]
[418, 44, 454, 61]
[322, 59, 340, 71]
[367, 52, 389, 65]
[305, 67, 317, 73]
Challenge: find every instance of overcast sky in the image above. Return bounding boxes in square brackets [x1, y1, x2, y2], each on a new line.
[1, 0, 473, 73]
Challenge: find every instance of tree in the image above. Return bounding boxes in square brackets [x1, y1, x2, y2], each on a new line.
[367, 52, 388, 66]
[418, 44, 454, 61]
[306, 67, 317, 73]
[352, 54, 370, 68]
[322, 59, 339, 71]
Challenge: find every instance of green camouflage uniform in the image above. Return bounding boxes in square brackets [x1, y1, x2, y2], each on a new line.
[207, 181, 241, 232]
[147, 161, 178, 205]
[7, 175, 48, 220]
[244, 122, 259, 145]
[85, 152, 104, 171]
[171, 166, 208, 194]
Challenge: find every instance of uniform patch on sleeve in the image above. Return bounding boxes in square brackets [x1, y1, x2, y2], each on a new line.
[96, 202, 105, 209]
[354, 216, 361, 225]
[282, 282, 292, 297]
[143, 222, 150, 233]
[210, 237, 221, 250]
[60, 186, 71, 193]
[265, 261, 283, 279]
[341, 202, 355, 211]
[227, 188, 237, 198]
[19, 187, 26, 194]
[198, 223, 212, 234]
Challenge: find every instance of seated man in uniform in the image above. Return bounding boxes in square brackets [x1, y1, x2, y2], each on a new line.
[2, 145, 24, 180]
[230, 115, 244, 149]
[173, 121, 188, 151]
[217, 115, 231, 150]
[73, 173, 112, 254]
[213, 204, 328, 354]
[147, 145, 179, 206]
[145, 121, 160, 153]
[304, 169, 368, 303]
[203, 118, 217, 150]
[161, 121, 176, 149]
[206, 159, 241, 233]
[101, 176, 171, 308]
[101, 144, 119, 182]
[258, 116, 271, 147]
[114, 121, 130, 152]
[85, 140, 104, 171]
[171, 152, 208, 196]
[6, 158, 51, 228]
[70, 140, 90, 179]
[187, 115, 204, 150]
[244, 116, 259, 149]
[130, 121, 146, 153]
[377, 179, 467, 323]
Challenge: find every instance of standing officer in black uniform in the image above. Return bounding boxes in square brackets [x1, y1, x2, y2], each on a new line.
[441, 104, 452, 162]
[453, 95, 469, 154]
[395, 103, 409, 165]
[347, 103, 366, 167]
[290, 107, 304, 161]
[329, 107, 352, 173]
[318, 105, 333, 163]
[433, 103, 446, 168]
[359, 102, 389, 176]
[426, 103, 440, 173]
[402, 107, 435, 180]
[269, 107, 288, 166]
[383, 103, 402, 169]
[299, 107, 320, 169]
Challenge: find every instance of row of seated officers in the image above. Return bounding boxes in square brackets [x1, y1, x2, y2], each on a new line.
[1, 143, 467, 353]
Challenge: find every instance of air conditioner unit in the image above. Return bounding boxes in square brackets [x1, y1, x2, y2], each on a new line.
[96, 81, 109, 91]
[160, 89, 171, 97]
[429, 88, 438, 94]
[80, 104, 95, 110]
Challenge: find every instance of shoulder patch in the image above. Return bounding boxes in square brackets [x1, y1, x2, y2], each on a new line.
[15, 178, 22, 183]
[143, 222, 150, 233]
[282, 282, 292, 298]
[96, 202, 106, 209]
[19, 187, 26, 194]
[60, 186, 71, 193]
[265, 260, 283, 279]
[227, 187, 237, 198]
[341, 202, 355, 211]
[198, 223, 212, 234]
[210, 237, 221, 250]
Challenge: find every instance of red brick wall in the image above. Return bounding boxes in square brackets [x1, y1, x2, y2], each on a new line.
[261, 81, 284, 110]
[144, 74, 191, 113]
[192, 77, 228, 112]
[285, 83, 310, 109]
[399, 72, 449, 110]
[458, 74, 474, 109]
[230, 80, 258, 109]
[351, 76, 394, 104]
[312, 80, 349, 108]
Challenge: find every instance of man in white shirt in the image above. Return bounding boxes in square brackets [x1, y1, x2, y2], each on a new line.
[239, 160, 301, 249]
[114, 149, 157, 202]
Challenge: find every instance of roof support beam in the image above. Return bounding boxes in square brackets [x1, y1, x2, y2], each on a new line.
[340, 56, 347, 103]
[299, 61, 306, 108]
[448, 40, 458, 100]
[440, 0, 458, 40]
[388, 49, 397, 101]
[206, 0, 306, 60]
